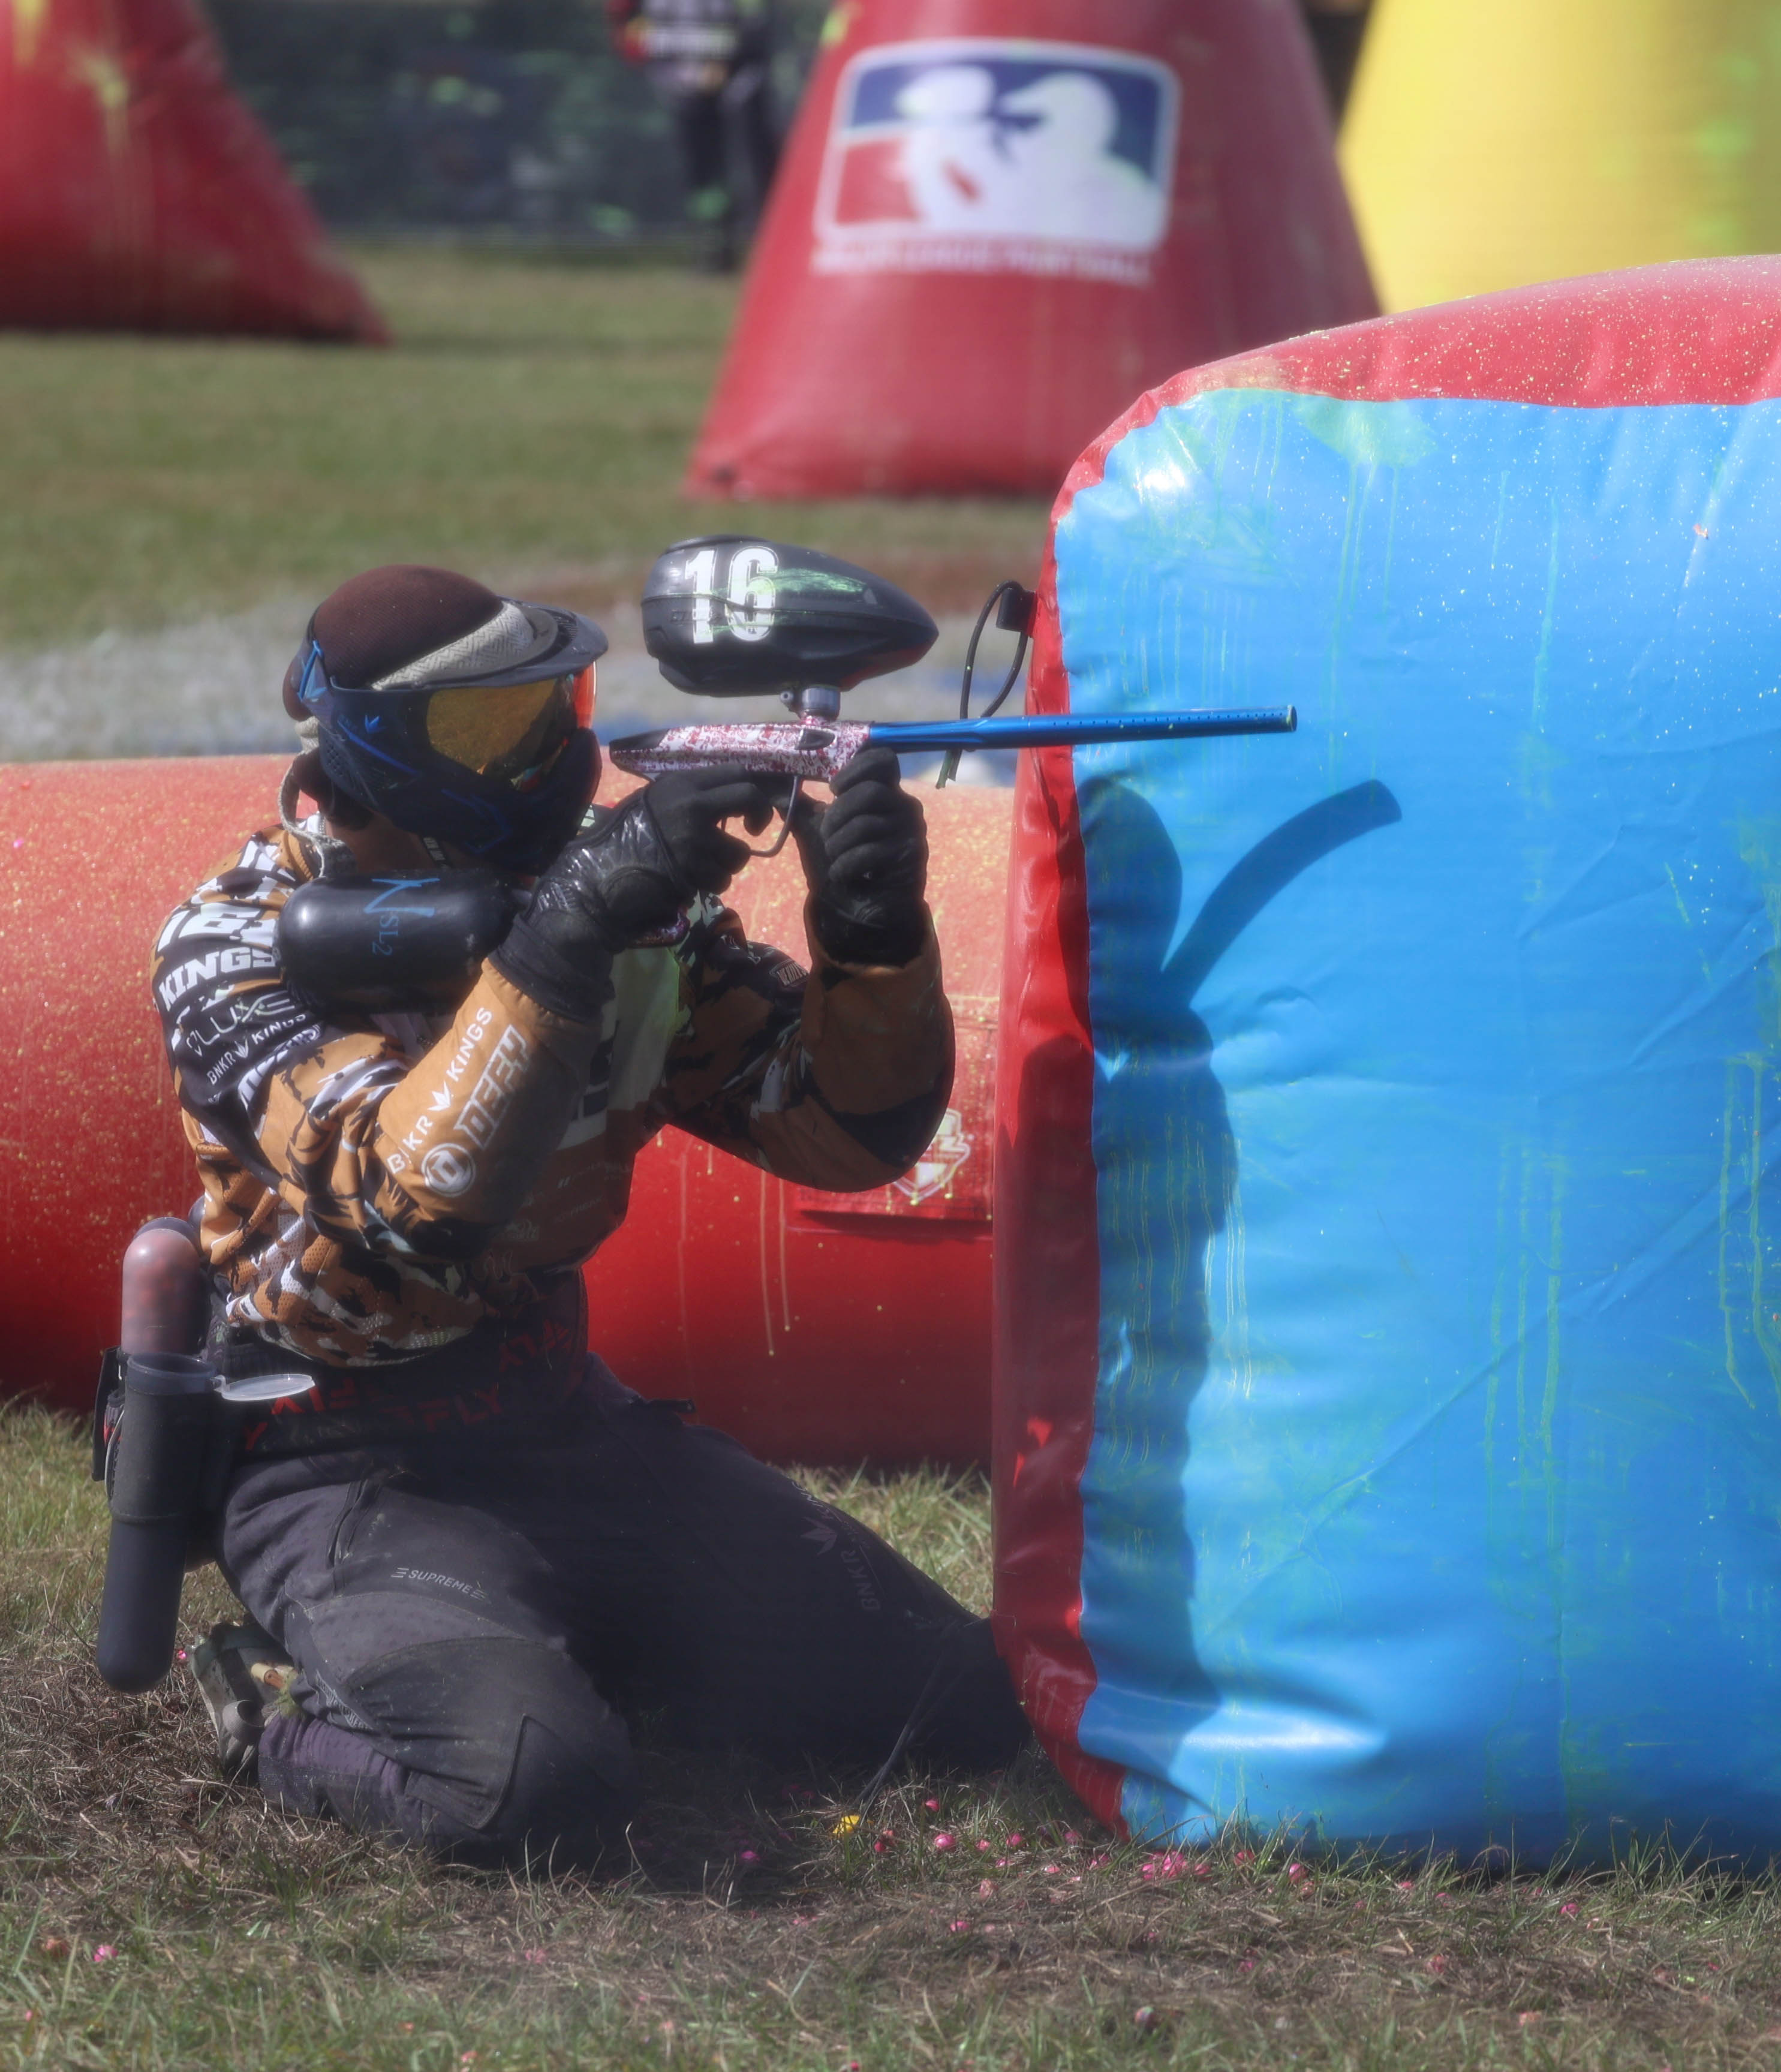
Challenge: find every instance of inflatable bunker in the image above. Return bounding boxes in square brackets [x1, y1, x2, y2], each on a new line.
[0, 0, 384, 339]
[995, 256, 1781, 1865]
[688, 0, 1374, 499]
[0, 760, 1006, 1467]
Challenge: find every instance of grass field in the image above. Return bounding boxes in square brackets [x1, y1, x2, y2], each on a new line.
[8, 1403, 1781, 2072]
[11, 249, 1781, 2070]
[0, 245, 1047, 653]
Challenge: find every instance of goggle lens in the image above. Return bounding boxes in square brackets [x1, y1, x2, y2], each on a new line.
[423, 669, 594, 789]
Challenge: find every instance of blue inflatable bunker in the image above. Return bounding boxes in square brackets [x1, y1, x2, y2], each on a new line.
[995, 257, 1781, 1864]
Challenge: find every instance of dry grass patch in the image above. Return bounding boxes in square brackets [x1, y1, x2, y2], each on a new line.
[7, 1404, 1781, 2069]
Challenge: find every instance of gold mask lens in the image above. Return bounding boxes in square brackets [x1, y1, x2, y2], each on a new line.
[425, 678, 571, 783]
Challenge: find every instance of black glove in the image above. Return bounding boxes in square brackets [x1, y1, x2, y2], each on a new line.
[491, 766, 777, 1019]
[807, 748, 929, 966]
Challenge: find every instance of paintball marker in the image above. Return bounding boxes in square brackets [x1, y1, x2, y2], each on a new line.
[270, 539, 1298, 1009]
[610, 536, 1296, 852]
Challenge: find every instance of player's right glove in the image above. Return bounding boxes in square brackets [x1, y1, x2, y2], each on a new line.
[491, 767, 778, 1020]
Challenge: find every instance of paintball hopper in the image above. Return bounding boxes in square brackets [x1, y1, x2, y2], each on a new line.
[642, 537, 937, 697]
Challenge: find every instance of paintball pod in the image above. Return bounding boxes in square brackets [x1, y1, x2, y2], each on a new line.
[609, 536, 1297, 850]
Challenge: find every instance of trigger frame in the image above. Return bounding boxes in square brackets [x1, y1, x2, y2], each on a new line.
[738, 775, 803, 859]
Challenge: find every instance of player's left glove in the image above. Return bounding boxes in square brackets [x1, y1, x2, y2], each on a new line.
[807, 748, 929, 966]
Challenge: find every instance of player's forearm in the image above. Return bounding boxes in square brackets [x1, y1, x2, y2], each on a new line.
[792, 907, 955, 1181]
[260, 966, 600, 1261]
[370, 968, 601, 1244]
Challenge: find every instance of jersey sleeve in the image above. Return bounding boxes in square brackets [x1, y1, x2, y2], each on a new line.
[154, 834, 603, 1264]
[652, 896, 954, 1190]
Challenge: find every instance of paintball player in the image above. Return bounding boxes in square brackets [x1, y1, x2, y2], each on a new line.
[153, 564, 1025, 1867]
[607, 0, 778, 270]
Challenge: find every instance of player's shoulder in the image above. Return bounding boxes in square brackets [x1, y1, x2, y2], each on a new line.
[159, 825, 310, 928]
[152, 826, 313, 994]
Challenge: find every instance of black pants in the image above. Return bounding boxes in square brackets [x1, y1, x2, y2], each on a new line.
[219, 1373, 1024, 1868]
[668, 70, 778, 224]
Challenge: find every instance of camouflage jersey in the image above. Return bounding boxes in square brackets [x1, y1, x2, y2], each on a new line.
[152, 821, 953, 1373]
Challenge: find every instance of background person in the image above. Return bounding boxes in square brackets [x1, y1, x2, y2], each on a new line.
[607, 0, 780, 269]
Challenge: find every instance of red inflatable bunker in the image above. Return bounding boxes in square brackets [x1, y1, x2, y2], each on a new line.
[0, 0, 384, 338]
[687, 0, 1376, 498]
[0, 759, 1007, 1464]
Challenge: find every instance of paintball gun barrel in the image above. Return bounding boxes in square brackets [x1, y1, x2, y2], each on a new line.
[608, 537, 1295, 844]
[610, 709, 1298, 785]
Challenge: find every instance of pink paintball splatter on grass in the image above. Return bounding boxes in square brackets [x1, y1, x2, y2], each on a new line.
[933, 1833, 957, 1853]
[1559, 1902, 1578, 1918]
[91, 1946, 115, 1963]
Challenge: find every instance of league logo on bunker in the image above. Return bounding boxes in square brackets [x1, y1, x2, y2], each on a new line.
[685, 0, 1375, 500]
[814, 40, 1177, 285]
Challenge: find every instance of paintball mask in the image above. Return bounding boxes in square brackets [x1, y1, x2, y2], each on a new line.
[291, 579, 608, 876]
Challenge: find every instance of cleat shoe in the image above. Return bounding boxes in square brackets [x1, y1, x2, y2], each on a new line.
[189, 1620, 294, 1785]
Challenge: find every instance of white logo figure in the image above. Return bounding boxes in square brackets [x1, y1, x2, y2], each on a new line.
[892, 64, 1163, 253]
[893, 65, 1003, 230]
[994, 72, 1166, 251]
[815, 38, 1177, 285]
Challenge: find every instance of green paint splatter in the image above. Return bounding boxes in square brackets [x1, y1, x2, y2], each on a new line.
[1286, 395, 1436, 473]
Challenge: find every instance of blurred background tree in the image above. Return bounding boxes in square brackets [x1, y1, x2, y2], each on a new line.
[204, 0, 828, 240]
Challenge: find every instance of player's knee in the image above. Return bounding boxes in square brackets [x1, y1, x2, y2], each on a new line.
[347, 1637, 636, 1871]
[485, 1707, 637, 1872]
[469, 1646, 636, 1871]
